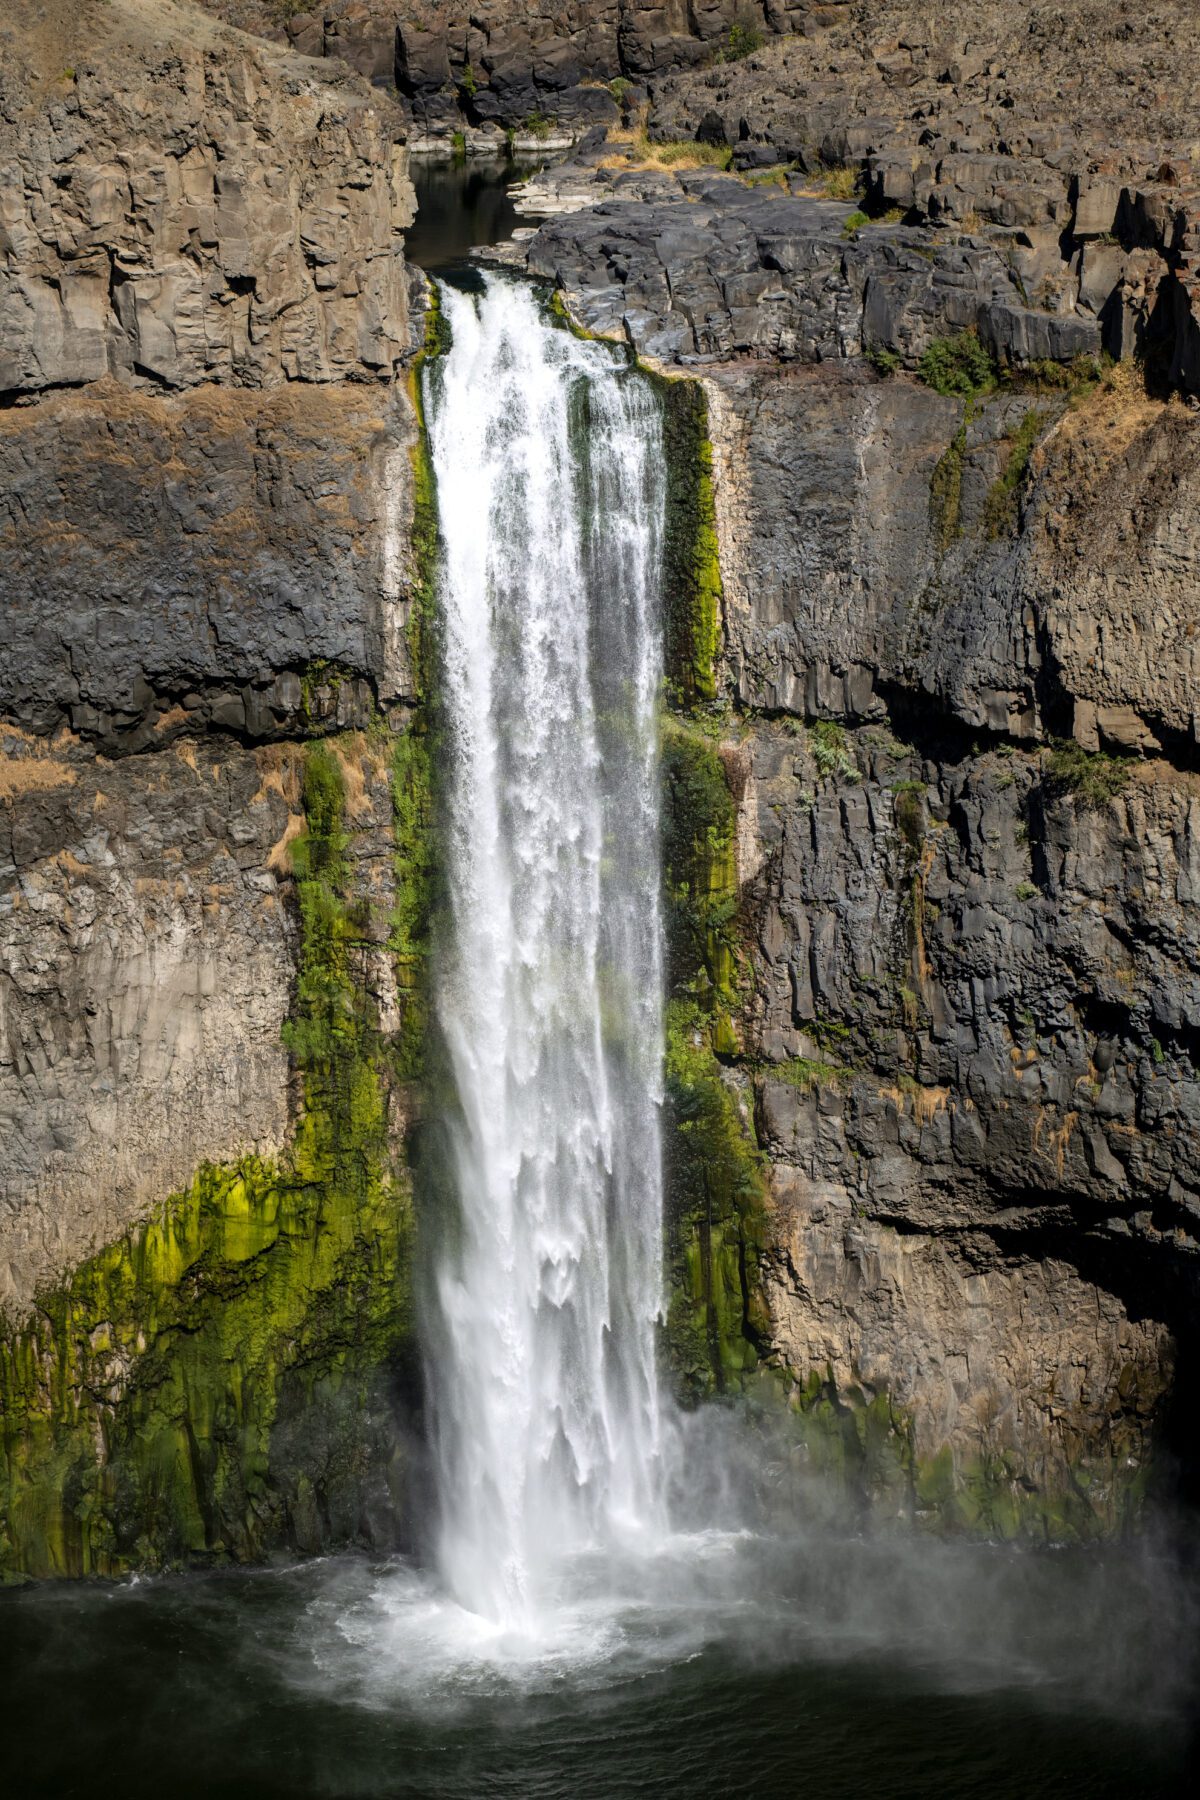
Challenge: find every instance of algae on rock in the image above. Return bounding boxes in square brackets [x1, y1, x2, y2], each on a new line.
[656, 373, 768, 1402]
[0, 741, 419, 1579]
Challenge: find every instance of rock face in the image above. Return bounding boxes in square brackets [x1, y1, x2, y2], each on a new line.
[195, 1, 808, 141]
[5, 0, 1200, 1571]
[0, 1, 425, 1576]
[0, 6, 414, 395]
[665, 284, 1200, 1531]
[501, 2, 1200, 1531]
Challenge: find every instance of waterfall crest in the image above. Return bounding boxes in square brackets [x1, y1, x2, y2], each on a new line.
[423, 274, 667, 1633]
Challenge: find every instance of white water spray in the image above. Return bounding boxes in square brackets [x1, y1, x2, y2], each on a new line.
[423, 274, 667, 1634]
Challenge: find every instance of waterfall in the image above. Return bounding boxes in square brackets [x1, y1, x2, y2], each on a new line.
[422, 274, 667, 1634]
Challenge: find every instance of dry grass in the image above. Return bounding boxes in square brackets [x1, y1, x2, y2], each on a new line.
[792, 163, 862, 201]
[0, 747, 77, 802]
[267, 812, 306, 873]
[599, 132, 733, 173]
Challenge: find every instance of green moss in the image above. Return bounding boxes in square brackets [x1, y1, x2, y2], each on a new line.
[0, 744, 415, 1580]
[760, 1057, 850, 1091]
[406, 284, 448, 696]
[659, 705, 765, 1398]
[663, 1002, 768, 1400]
[389, 727, 435, 1081]
[546, 288, 598, 341]
[930, 425, 966, 552]
[660, 715, 738, 1007]
[785, 1368, 1154, 1541]
[650, 376, 723, 705]
[788, 1369, 914, 1517]
[982, 407, 1048, 538]
[891, 779, 926, 856]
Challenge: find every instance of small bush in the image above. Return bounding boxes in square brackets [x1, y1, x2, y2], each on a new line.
[866, 344, 902, 376]
[1019, 353, 1107, 395]
[842, 209, 870, 237]
[519, 112, 557, 140]
[1015, 881, 1038, 901]
[457, 61, 478, 99]
[720, 23, 764, 61]
[810, 720, 860, 783]
[918, 331, 997, 400]
[1044, 740, 1133, 809]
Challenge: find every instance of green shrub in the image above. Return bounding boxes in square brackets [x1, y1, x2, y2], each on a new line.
[918, 331, 997, 399]
[720, 23, 763, 61]
[866, 344, 902, 376]
[842, 209, 870, 237]
[1044, 740, 1134, 809]
[810, 720, 860, 783]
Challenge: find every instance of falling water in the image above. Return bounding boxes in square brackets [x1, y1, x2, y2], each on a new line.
[423, 274, 667, 1633]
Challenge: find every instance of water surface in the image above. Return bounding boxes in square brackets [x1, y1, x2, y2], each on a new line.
[2, 1529, 1194, 1799]
[405, 158, 545, 272]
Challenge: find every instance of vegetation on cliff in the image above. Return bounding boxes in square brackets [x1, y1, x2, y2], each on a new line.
[655, 375, 768, 1401]
[0, 741, 422, 1580]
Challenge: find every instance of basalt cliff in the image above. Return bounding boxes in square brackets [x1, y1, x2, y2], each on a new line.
[3, 0, 1200, 1575]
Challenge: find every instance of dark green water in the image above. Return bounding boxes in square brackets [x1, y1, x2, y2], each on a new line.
[404, 157, 545, 273]
[2, 1531, 1195, 1799]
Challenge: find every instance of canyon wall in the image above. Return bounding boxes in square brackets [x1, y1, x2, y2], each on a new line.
[508, 1, 1200, 1533]
[4, 0, 1200, 1574]
[0, 0, 425, 1575]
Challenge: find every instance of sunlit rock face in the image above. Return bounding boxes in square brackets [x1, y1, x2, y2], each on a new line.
[0, 3, 415, 394]
[0, 3, 426, 1576]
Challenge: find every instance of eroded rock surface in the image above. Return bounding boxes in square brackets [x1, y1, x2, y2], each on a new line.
[1, 3, 423, 1340]
[0, 0, 415, 395]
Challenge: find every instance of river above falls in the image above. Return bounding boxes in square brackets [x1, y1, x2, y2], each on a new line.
[404, 156, 546, 273]
[1, 1529, 1195, 1798]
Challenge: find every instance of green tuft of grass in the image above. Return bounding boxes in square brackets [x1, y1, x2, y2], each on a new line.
[810, 720, 861, 783]
[1044, 740, 1134, 810]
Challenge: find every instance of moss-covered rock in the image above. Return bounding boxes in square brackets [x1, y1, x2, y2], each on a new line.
[653, 376, 723, 706]
[0, 741, 419, 1580]
[655, 401, 766, 1397]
